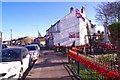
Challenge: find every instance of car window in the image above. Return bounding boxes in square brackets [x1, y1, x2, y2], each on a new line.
[22, 49, 28, 58]
[36, 45, 40, 49]
[31, 43, 41, 48]
[35, 46, 38, 49]
[25, 46, 37, 51]
[1, 49, 21, 62]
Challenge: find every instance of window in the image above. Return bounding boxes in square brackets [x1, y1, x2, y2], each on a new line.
[69, 32, 80, 38]
[2, 49, 21, 61]
[22, 49, 28, 58]
[26, 46, 37, 51]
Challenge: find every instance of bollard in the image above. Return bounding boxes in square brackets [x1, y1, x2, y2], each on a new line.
[68, 56, 70, 64]
[58, 43, 60, 52]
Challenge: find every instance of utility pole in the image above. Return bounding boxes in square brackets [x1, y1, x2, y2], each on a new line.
[10, 29, 12, 46]
[0, 32, 2, 54]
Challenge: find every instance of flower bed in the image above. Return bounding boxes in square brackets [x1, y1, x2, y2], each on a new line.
[68, 50, 120, 80]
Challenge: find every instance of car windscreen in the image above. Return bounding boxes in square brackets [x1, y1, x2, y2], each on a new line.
[25, 46, 38, 51]
[1, 49, 21, 62]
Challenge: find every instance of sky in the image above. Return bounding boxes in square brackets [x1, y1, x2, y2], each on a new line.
[2, 2, 104, 41]
[1, 0, 117, 2]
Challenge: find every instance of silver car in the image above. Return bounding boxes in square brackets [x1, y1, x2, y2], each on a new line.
[0, 47, 32, 80]
[25, 44, 40, 61]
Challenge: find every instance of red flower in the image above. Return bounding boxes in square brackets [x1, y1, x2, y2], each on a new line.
[71, 53, 77, 59]
[68, 51, 72, 56]
[73, 54, 78, 60]
[97, 66, 108, 75]
[82, 58, 88, 65]
[76, 56, 81, 61]
[78, 57, 85, 64]
[85, 61, 93, 68]
[106, 71, 120, 80]
[90, 63, 99, 71]
[77, 56, 82, 63]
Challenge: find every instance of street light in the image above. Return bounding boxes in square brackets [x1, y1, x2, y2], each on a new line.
[0, 31, 2, 54]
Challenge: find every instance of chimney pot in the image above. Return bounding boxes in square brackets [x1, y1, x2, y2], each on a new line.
[70, 7, 74, 13]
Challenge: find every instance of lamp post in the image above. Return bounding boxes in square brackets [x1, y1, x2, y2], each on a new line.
[0, 31, 2, 54]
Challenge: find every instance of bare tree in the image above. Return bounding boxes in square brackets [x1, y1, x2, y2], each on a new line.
[95, 1, 120, 25]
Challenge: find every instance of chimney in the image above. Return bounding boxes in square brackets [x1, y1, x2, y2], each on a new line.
[81, 6, 86, 17]
[70, 7, 74, 13]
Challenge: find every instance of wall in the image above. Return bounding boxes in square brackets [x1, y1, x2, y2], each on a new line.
[53, 10, 80, 46]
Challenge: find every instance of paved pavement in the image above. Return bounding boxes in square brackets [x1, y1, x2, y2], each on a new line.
[25, 48, 73, 80]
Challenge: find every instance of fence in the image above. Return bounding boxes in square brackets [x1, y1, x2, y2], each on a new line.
[53, 45, 120, 80]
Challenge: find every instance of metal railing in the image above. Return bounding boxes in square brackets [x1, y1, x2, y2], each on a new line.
[53, 45, 120, 80]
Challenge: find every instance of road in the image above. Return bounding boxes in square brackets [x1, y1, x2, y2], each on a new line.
[24, 47, 74, 80]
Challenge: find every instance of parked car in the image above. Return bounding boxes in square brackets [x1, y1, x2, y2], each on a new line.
[25, 44, 40, 61]
[2, 44, 8, 49]
[0, 47, 32, 80]
[31, 42, 41, 48]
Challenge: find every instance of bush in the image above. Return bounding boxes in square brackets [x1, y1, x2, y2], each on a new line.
[109, 22, 120, 45]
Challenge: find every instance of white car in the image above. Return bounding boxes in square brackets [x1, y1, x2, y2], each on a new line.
[0, 47, 32, 80]
[25, 44, 40, 61]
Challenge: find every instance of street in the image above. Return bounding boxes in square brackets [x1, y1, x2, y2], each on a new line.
[24, 47, 74, 80]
